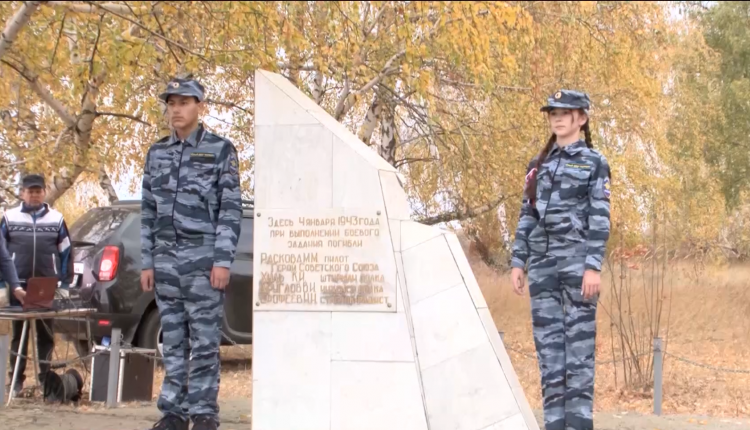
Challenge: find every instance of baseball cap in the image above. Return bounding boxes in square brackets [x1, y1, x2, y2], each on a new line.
[22, 174, 45, 189]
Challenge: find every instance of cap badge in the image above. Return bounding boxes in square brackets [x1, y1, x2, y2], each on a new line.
[170, 82, 180, 88]
[554, 91, 562, 99]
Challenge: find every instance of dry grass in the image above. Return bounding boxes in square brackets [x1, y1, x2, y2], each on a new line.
[2, 256, 748, 418]
[474, 250, 750, 418]
[0, 321, 253, 403]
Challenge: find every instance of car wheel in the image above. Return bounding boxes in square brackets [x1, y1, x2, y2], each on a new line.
[137, 308, 164, 358]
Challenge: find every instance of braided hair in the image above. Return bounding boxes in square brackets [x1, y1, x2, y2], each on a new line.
[525, 109, 593, 202]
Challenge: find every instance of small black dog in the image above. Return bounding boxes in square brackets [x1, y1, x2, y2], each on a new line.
[41, 368, 83, 404]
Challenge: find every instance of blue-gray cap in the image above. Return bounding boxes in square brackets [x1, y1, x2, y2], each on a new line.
[540, 89, 591, 113]
[158, 77, 205, 102]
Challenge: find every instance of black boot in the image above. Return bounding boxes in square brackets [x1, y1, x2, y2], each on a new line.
[149, 414, 189, 430]
[191, 415, 219, 430]
[7, 373, 24, 397]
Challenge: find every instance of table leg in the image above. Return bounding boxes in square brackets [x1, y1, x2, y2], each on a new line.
[0, 334, 9, 406]
[31, 320, 40, 387]
[7, 320, 28, 406]
[86, 316, 93, 361]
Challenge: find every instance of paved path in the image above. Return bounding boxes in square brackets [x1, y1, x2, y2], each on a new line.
[1, 399, 749, 430]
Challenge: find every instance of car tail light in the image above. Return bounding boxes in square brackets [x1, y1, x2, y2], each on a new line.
[99, 246, 120, 282]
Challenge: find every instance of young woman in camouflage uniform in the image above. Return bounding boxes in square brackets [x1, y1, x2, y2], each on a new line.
[510, 90, 612, 430]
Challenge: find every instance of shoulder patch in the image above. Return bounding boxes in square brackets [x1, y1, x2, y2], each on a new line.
[204, 131, 231, 144]
[228, 150, 239, 176]
[603, 177, 611, 198]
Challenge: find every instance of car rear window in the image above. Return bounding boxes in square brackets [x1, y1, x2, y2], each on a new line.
[69, 208, 131, 244]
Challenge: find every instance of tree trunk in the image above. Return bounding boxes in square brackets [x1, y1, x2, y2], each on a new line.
[45, 72, 105, 205]
[98, 167, 119, 204]
[0, 1, 44, 61]
[378, 103, 397, 166]
[358, 94, 382, 145]
[496, 202, 511, 252]
[312, 71, 324, 105]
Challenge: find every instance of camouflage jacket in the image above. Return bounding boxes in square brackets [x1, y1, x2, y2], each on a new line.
[511, 140, 611, 272]
[141, 124, 242, 270]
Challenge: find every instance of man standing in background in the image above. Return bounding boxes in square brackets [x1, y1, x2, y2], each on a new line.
[0, 212, 23, 397]
[141, 76, 242, 430]
[1, 174, 74, 396]
[0, 198, 23, 329]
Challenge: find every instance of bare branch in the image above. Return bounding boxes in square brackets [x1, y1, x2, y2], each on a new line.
[276, 62, 316, 72]
[49, 11, 67, 71]
[356, 49, 405, 95]
[0, 179, 21, 204]
[333, 77, 351, 120]
[363, 4, 389, 38]
[46, 2, 150, 15]
[88, 14, 103, 79]
[53, 126, 72, 151]
[438, 77, 532, 92]
[418, 195, 507, 225]
[1, 58, 76, 126]
[95, 111, 152, 126]
[151, 5, 182, 65]
[394, 157, 436, 168]
[333, 48, 406, 121]
[81, 1, 208, 61]
[0, 1, 44, 61]
[361, 1, 371, 36]
[204, 98, 250, 114]
[0, 159, 28, 168]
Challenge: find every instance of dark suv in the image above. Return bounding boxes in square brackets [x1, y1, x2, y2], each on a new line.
[54, 200, 254, 357]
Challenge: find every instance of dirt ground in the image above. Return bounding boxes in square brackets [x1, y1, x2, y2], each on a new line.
[1, 257, 748, 428]
[1, 399, 750, 430]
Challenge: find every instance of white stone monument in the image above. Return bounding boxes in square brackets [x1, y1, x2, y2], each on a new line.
[252, 69, 539, 430]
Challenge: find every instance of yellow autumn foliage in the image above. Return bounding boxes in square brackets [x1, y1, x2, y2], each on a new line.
[0, 1, 746, 262]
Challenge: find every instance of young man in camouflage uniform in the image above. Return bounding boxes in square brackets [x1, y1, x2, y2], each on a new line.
[510, 90, 611, 430]
[141, 77, 242, 430]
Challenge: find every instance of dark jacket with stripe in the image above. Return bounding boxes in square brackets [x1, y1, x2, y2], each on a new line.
[0, 228, 20, 289]
[0, 203, 74, 298]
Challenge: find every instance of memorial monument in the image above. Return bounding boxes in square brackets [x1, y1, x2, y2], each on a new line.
[252, 69, 539, 430]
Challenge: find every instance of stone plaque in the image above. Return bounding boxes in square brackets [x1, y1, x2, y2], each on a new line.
[253, 208, 397, 312]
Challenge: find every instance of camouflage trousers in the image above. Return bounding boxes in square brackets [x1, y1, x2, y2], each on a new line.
[154, 244, 225, 422]
[528, 253, 598, 430]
